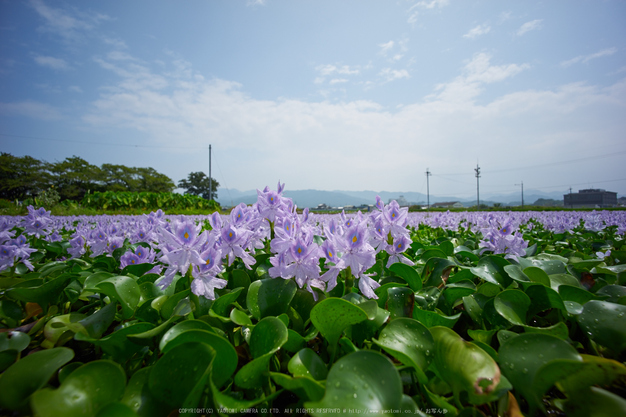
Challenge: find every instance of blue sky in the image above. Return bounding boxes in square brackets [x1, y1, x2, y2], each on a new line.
[1, 0, 625, 198]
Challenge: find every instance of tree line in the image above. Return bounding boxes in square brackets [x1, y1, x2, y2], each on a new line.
[0, 153, 219, 202]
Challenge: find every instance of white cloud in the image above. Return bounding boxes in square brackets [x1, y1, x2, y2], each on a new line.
[517, 19, 542, 36]
[29, 0, 109, 42]
[379, 41, 395, 55]
[0, 100, 63, 120]
[463, 24, 491, 39]
[80, 51, 626, 194]
[69, 85, 83, 93]
[379, 68, 410, 82]
[407, 0, 449, 24]
[314, 64, 360, 85]
[561, 47, 618, 67]
[33, 54, 70, 70]
[329, 79, 348, 85]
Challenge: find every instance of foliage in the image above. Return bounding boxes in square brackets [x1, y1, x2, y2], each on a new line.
[81, 191, 220, 211]
[178, 171, 219, 201]
[0, 153, 176, 201]
[0, 206, 625, 416]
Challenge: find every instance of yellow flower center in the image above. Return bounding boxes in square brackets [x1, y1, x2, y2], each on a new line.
[184, 232, 189, 239]
[352, 235, 357, 243]
[229, 232, 233, 238]
[297, 247, 302, 254]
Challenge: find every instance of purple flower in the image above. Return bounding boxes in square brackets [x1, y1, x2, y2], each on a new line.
[385, 235, 414, 268]
[157, 219, 208, 289]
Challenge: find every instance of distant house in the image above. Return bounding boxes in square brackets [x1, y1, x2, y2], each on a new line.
[431, 201, 464, 209]
[563, 189, 618, 208]
[389, 195, 413, 207]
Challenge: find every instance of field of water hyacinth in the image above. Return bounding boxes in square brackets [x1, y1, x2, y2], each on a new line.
[1, 182, 625, 417]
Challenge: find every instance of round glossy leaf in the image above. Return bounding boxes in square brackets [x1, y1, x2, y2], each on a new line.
[422, 257, 456, 287]
[389, 262, 422, 291]
[563, 387, 626, 417]
[470, 256, 512, 288]
[288, 348, 328, 381]
[160, 329, 237, 388]
[385, 286, 415, 319]
[503, 265, 529, 283]
[557, 354, 626, 394]
[430, 326, 501, 404]
[120, 367, 169, 417]
[596, 285, 626, 304]
[522, 266, 550, 286]
[494, 289, 530, 326]
[229, 308, 253, 326]
[270, 372, 325, 402]
[577, 300, 626, 353]
[211, 287, 243, 317]
[247, 278, 297, 320]
[95, 402, 137, 417]
[372, 318, 434, 383]
[149, 342, 215, 409]
[0, 347, 74, 410]
[413, 307, 461, 329]
[525, 284, 567, 317]
[0, 331, 30, 353]
[7, 273, 74, 312]
[310, 297, 369, 348]
[89, 276, 140, 319]
[31, 360, 126, 417]
[559, 285, 603, 305]
[306, 350, 413, 416]
[249, 316, 288, 359]
[77, 322, 155, 363]
[499, 333, 582, 414]
[158, 319, 213, 351]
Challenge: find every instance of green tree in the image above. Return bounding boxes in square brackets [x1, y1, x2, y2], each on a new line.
[135, 167, 175, 193]
[49, 156, 103, 201]
[178, 172, 219, 200]
[0, 153, 51, 200]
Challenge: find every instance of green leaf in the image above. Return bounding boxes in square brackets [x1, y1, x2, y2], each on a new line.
[234, 317, 288, 389]
[389, 262, 422, 291]
[372, 318, 434, 383]
[160, 329, 237, 388]
[523, 266, 550, 287]
[562, 387, 626, 417]
[413, 307, 461, 328]
[557, 354, 626, 394]
[270, 372, 325, 402]
[77, 322, 155, 363]
[430, 326, 502, 405]
[470, 256, 512, 288]
[422, 257, 457, 287]
[31, 360, 126, 417]
[310, 297, 369, 348]
[0, 331, 30, 353]
[494, 289, 530, 326]
[577, 300, 626, 353]
[148, 342, 215, 409]
[499, 333, 582, 414]
[7, 273, 75, 312]
[0, 347, 74, 410]
[385, 286, 415, 319]
[288, 348, 328, 381]
[120, 367, 170, 417]
[211, 287, 244, 317]
[249, 316, 289, 359]
[247, 278, 297, 320]
[306, 350, 415, 416]
[85, 275, 141, 319]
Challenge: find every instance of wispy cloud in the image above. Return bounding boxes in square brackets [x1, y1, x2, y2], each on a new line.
[29, 0, 109, 42]
[517, 19, 542, 36]
[379, 39, 409, 62]
[379, 68, 410, 82]
[314, 64, 360, 85]
[33, 54, 70, 70]
[431, 53, 529, 102]
[407, 0, 449, 24]
[463, 24, 491, 39]
[561, 47, 618, 67]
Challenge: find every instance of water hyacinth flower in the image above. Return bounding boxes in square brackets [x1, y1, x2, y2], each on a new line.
[257, 181, 292, 222]
[0, 245, 17, 272]
[385, 234, 414, 268]
[22, 206, 52, 238]
[157, 218, 208, 290]
[120, 245, 162, 274]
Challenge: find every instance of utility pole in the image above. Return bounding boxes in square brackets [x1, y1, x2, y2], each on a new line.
[569, 187, 573, 209]
[474, 164, 481, 210]
[515, 181, 524, 208]
[425, 168, 431, 210]
[209, 145, 212, 201]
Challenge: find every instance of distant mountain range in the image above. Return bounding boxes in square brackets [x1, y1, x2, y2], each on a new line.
[214, 188, 598, 209]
